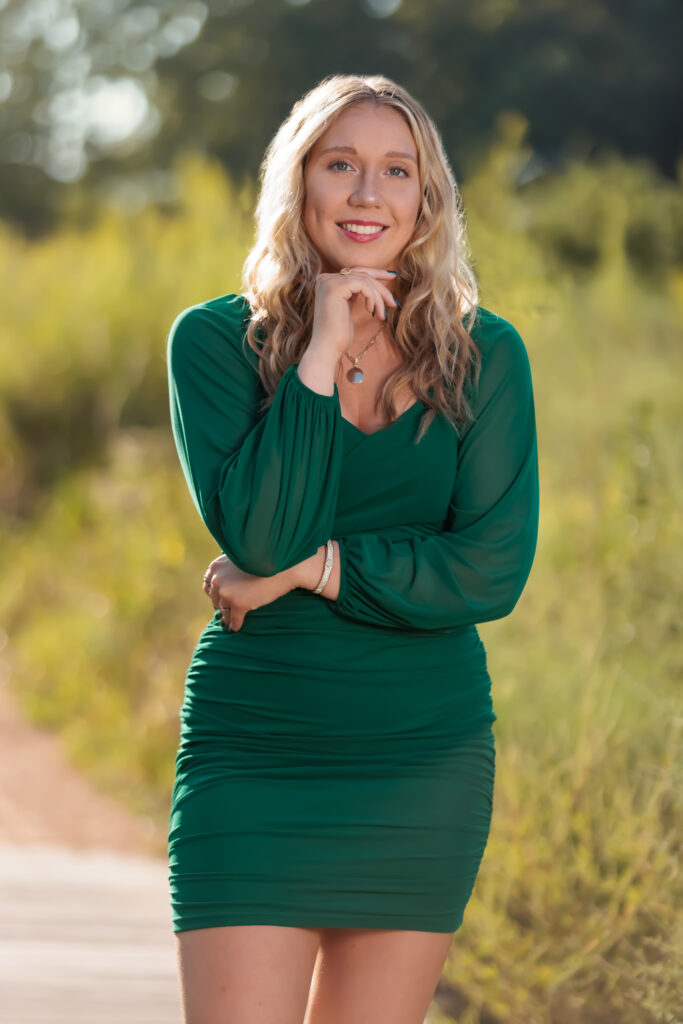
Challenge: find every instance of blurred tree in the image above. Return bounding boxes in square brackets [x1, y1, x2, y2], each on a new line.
[0, 0, 681, 235]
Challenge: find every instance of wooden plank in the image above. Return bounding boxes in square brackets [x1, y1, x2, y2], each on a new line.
[0, 842, 181, 1024]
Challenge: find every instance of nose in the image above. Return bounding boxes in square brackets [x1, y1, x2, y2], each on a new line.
[349, 170, 382, 205]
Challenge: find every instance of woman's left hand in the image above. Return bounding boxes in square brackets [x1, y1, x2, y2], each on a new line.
[202, 554, 299, 632]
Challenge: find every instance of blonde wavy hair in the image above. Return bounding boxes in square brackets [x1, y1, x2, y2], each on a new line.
[241, 73, 482, 443]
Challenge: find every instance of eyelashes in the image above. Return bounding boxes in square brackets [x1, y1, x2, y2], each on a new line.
[327, 159, 410, 178]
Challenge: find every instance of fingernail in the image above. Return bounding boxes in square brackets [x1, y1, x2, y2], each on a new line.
[395, 300, 402, 308]
[384, 310, 388, 321]
[387, 270, 398, 274]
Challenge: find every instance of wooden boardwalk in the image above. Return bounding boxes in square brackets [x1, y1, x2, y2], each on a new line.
[0, 841, 181, 1024]
[0, 681, 181, 1023]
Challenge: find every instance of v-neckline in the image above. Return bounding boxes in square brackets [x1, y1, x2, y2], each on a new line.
[340, 398, 425, 438]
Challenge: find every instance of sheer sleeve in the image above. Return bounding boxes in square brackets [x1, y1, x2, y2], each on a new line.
[166, 294, 345, 577]
[327, 313, 539, 630]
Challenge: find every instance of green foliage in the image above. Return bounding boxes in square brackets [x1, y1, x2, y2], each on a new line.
[0, 155, 256, 517]
[0, 130, 681, 1021]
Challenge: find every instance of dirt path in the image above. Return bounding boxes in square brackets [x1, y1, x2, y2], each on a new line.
[0, 681, 181, 1024]
[0, 680, 163, 855]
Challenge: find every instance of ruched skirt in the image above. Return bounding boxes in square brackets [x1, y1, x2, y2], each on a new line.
[168, 718, 495, 934]
[168, 607, 497, 934]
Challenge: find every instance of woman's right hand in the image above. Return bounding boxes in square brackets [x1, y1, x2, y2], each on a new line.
[310, 266, 400, 357]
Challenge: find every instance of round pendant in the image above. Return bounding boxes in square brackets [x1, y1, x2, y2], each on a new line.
[344, 368, 366, 385]
[347, 366, 364, 383]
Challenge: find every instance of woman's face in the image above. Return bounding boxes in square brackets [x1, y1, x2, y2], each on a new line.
[303, 102, 422, 273]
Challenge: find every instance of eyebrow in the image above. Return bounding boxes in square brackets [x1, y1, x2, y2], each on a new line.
[319, 144, 417, 164]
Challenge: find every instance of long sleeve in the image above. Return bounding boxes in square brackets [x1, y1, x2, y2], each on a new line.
[328, 313, 540, 630]
[166, 294, 345, 577]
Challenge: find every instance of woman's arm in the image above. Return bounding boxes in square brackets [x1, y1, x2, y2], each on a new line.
[167, 294, 345, 576]
[300, 317, 539, 631]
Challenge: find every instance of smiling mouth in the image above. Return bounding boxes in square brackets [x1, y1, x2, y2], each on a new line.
[336, 222, 389, 240]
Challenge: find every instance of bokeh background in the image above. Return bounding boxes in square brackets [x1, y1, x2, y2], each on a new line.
[0, 1, 681, 1022]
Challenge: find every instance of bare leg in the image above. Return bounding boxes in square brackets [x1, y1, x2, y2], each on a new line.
[176, 924, 322, 1024]
[304, 927, 454, 1024]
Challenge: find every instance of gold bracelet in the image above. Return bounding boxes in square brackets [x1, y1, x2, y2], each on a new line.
[313, 539, 334, 595]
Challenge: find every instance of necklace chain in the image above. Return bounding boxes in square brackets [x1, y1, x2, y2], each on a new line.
[338, 327, 384, 384]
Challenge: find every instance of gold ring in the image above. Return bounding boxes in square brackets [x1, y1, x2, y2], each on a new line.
[340, 267, 352, 275]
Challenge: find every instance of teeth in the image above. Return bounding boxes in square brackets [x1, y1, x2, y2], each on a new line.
[340, 223, 386, 235]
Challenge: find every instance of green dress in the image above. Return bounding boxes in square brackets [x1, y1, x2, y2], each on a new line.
[166, 292, 539, 934]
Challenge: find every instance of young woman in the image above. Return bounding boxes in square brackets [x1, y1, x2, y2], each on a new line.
[166, 73, 539, 1024]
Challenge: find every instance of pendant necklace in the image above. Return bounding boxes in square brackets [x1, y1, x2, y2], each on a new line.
[341, 328, 383, 384]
